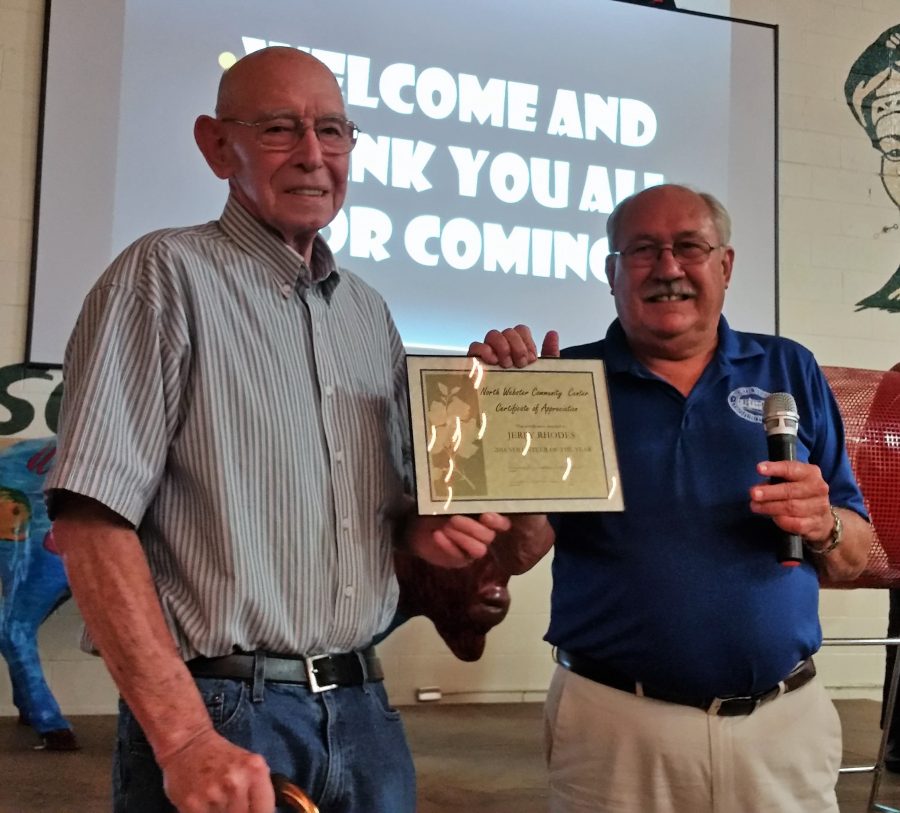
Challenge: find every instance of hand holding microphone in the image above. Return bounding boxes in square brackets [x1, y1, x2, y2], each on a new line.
[761, 393, 805, 566]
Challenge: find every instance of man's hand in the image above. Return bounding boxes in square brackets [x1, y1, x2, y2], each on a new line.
[468, 326, 560, 367]
[406, 512, 512, 568]
[750, 460, 831, 541]
[491, 514, 555, 575]
[750, 459, 872, 580]
[159, 729, 276, 813]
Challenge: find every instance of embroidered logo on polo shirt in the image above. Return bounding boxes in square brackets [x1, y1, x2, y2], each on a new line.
[728, 387, 769, 423]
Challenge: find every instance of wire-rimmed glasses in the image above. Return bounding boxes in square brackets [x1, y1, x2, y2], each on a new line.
[611, 239, 725, 269]
[220, 114, 359, 154]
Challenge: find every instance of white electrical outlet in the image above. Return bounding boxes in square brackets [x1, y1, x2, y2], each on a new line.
[416, 686, 442, 702]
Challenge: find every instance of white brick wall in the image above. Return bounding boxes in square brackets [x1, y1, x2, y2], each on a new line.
[1, 0, 898, 715]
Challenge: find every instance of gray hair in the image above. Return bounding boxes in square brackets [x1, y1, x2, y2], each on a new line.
[605, 184, 732, 250]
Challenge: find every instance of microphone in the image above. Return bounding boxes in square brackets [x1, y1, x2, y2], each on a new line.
[762, 392, 804, 566]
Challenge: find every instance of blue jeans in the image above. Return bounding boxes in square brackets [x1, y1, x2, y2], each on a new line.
[113, 677, 416, 812]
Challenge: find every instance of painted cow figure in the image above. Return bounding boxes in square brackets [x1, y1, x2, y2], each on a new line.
[0, 438, 77, 749]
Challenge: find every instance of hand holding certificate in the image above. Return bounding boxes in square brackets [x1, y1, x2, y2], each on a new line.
[407, 356, 624, 514]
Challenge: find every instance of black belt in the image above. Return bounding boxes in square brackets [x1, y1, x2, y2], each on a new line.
[556, 649, 816, 717]
[186, 647, 383, 693]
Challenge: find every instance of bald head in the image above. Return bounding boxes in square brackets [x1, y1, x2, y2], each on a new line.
[215, 47, 343, 119]
[607, 184, 732, 251]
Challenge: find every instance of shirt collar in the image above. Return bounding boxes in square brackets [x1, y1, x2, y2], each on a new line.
[603, 316, 766, 377]
[218, 194, 341, 300]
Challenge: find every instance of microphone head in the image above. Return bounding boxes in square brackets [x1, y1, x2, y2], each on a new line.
[763, 392, 799, 437]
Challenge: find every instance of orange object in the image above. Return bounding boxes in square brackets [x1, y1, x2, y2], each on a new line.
[271, 772, 319, 813]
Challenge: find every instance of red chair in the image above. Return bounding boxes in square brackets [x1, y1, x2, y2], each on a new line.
[822, 364, 900, 812]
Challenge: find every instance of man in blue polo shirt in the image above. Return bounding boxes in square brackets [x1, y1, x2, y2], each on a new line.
[471, 183, 872, 813]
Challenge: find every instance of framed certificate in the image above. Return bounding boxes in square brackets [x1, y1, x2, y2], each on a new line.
[406, 356, 623, 514]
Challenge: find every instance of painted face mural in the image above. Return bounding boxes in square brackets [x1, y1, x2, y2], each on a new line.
[845, 24, 900, 312]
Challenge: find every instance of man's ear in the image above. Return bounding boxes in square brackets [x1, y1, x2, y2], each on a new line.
[194, 115, 234, 180]
[721, 246, 735, 289]
[605, 254, 617, 293]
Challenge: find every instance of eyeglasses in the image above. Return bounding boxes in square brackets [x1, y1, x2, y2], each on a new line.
[611, 239, 724, 268]
[220, 114, 360, 154]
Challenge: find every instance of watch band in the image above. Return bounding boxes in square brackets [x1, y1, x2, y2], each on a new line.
[806, 505, 843, 555]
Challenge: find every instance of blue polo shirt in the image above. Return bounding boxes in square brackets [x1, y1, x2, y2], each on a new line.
[548, 317, 867, 698]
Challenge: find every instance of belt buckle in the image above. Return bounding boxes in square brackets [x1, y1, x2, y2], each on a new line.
[305, 654, 338, 693]
[708, 695, 761, 716]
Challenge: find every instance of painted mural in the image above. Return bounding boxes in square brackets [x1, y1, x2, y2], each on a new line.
[846, 23, 900, 312]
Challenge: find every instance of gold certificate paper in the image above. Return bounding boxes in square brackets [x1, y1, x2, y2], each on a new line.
[406, 356, 623, 514]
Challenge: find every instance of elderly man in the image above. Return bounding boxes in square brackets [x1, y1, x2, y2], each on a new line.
[46, 47, 540, 813]
[474, 184, 872, 813]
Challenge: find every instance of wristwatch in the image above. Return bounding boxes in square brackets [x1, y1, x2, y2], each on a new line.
[807, 505, 843, 555]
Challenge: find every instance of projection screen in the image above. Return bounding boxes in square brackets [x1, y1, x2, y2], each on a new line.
[27, 0, 776, 366]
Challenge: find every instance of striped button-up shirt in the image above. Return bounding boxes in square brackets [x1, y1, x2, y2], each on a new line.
[47, 196, 410, 659]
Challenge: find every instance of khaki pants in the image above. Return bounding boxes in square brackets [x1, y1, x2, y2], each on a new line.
[544, 664, 842, 813]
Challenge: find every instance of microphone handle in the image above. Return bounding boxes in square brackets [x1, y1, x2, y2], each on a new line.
[766, 433, 804, 566]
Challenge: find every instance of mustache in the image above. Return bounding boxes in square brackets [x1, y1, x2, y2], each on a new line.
[643, 283, 697, 299]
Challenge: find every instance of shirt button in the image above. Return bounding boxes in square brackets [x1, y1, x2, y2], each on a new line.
[335, 450, 344, 463]
[341, 518, 351, 530]
[280, 283, 292, 298]
[324, 385, 334, 397]
[343, 585, 355, 598]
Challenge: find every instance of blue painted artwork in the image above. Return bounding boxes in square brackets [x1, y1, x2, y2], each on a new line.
[0, 438, 78, 749]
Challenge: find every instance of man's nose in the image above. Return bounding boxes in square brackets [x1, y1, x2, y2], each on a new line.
[651, 247, 686, 278]
[289, 126, 324, 169]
